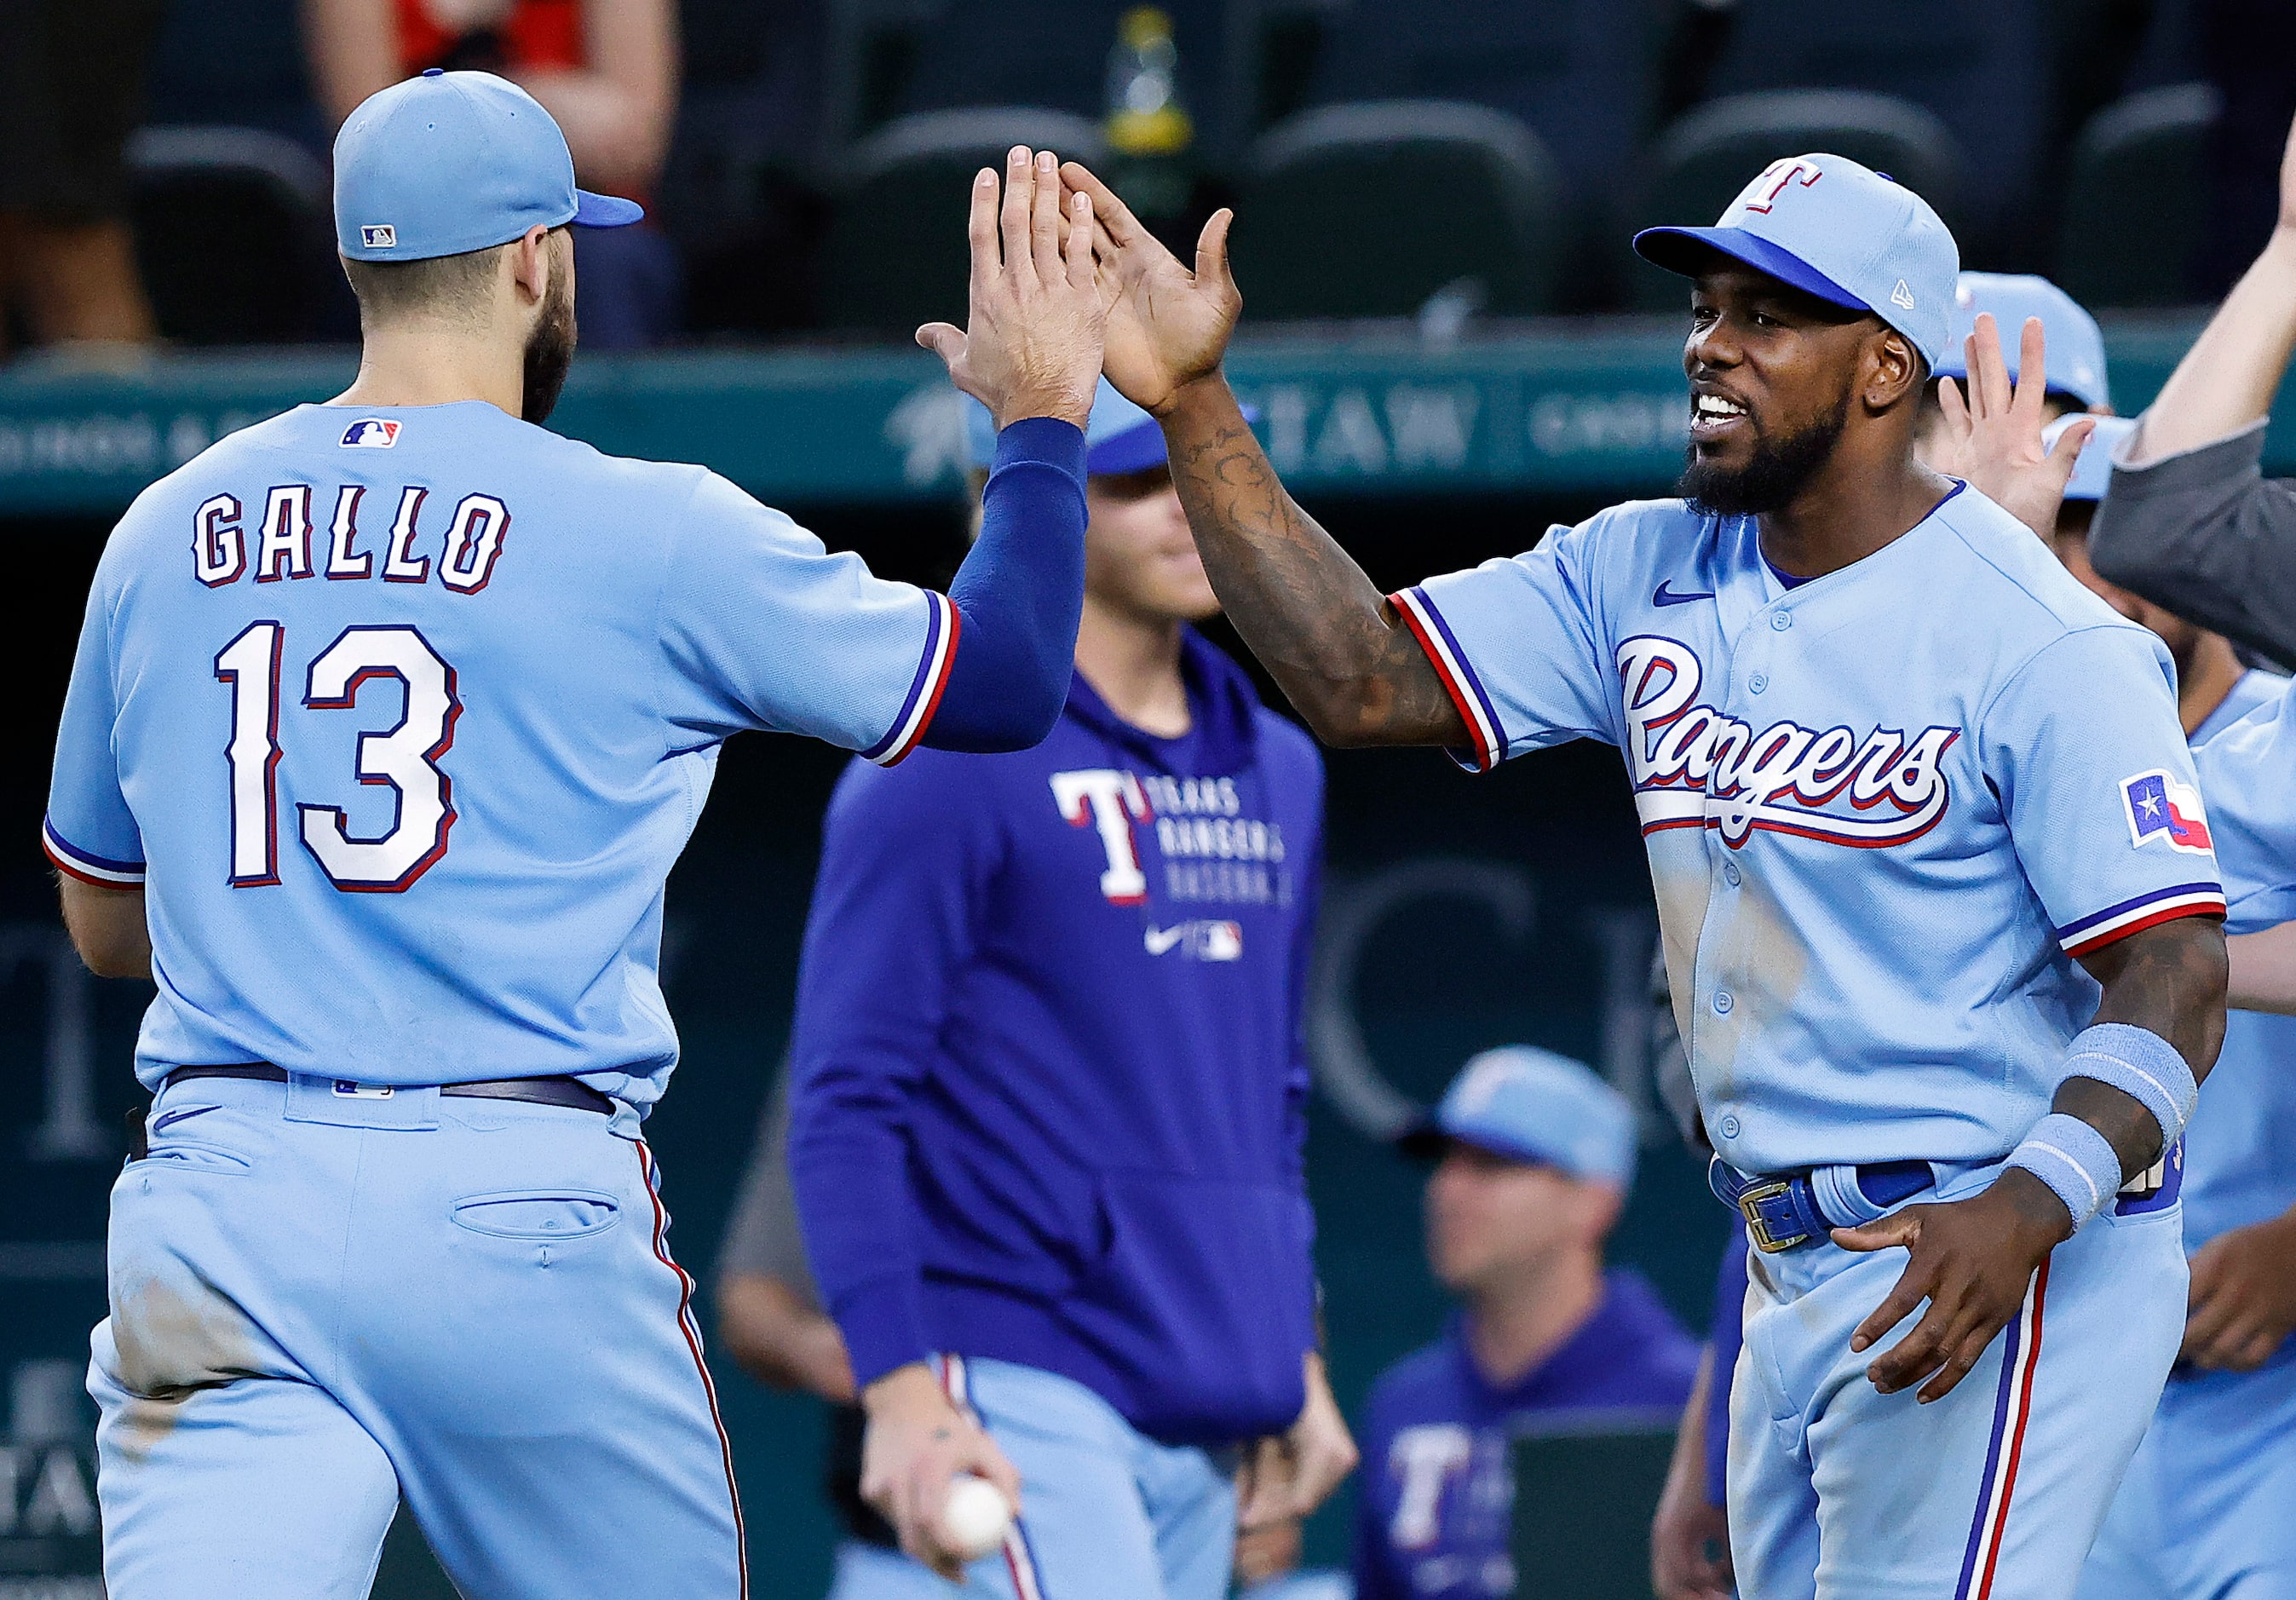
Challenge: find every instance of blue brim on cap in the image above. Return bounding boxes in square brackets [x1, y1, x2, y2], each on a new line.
[1633, 226, 1868, 313]
[573, 190, 645, 228]
[1086, 417, 1171, 476]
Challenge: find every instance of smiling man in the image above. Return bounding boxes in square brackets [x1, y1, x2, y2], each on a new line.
[1063, 151, 2230, 1600]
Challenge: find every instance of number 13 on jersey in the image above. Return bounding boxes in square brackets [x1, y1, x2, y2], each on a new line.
[214, 622, 461, 891]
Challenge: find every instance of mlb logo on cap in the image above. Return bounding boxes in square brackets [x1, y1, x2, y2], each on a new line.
[360, 225, 397, 250]
[2121, 770, 2213, 854]
[341, 419, 400, 448]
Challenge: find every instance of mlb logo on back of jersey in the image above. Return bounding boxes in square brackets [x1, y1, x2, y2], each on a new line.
[341, 418, 400, 448]
[2121, 770, 2213, 853]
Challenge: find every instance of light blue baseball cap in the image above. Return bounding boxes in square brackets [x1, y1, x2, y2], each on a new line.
[964, 378, 1169, 476]
[1401, 1045, 1637, 1188]
[1933, 273, 2111, 413]
[1634, 153, 1959, 371]
[2046, 412, 2138, 503]
[334, 69, 643, 262]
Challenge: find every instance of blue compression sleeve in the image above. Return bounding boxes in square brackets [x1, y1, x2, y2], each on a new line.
[924, 416, 1089, 751]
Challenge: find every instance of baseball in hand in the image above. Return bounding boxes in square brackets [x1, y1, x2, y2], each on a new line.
[941, 1472, 1015, 1562]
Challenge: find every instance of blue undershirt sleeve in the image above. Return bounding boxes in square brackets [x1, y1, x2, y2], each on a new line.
[924, 416, 1089, 751]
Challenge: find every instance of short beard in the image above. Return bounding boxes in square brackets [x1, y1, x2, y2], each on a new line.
[1678, 388, 1851, 518]
[521, 269, 577, 425]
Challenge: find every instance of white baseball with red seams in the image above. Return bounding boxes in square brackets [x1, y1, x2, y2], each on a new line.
[943, 1472, 1015, 1562]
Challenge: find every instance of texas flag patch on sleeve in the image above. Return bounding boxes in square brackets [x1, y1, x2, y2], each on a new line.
[2121, 770, 2213, 853]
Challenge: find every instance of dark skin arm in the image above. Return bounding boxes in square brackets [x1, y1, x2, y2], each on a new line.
[1057, 161, 1464, 750]
[1160, 379, 1468, 748]
[1837, 915, 2227, 1401]
[58, 878, 150, 981]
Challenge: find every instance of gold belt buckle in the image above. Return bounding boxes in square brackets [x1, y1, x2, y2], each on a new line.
[1736, 1179, 1808, 1253]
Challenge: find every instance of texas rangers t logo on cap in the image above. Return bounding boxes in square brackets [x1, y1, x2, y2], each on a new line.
[341, 419, 400, 448]
[2122, 770, 2213, 853]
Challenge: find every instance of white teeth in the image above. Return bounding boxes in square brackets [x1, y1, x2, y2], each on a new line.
[1695, 394, 1746, 418]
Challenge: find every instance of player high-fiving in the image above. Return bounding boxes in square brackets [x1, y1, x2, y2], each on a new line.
[45, 70, 1100, 1598]
[1064, 153, 2226, 1600]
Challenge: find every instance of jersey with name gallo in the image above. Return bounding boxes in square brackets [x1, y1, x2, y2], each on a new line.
[1392, 484, 2222, 1174]
[44, 402, 953, 1104]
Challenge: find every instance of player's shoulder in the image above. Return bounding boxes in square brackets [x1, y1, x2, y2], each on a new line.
[1548, 496, 1713, 563]
[1925, 484, 2142, 643]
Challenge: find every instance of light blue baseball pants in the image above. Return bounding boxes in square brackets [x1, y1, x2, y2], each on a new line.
[86, 1070, 746, 1598]
[2080, 1347, 2296, 1600]
[1726, 1165, 2187, 1600]
[826, 1356, 1236, 1600]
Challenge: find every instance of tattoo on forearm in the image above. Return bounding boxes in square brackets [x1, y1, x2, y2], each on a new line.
[1165, 402, 1466, 748]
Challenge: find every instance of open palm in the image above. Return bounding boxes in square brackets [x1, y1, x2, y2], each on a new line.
[1060, 162, 1241, 416]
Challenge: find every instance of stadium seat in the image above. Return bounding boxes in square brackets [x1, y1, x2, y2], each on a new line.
[126, 126, 350, 344]
[1229, 101, 1567, 320]
[1625, 91, 1965, 313]
[2055, 83, 2222, 308]
[819, 108, 1108, 337]
[1692, 0, 2046, 258]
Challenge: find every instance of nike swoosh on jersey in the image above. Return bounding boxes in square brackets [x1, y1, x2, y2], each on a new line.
[1143, 925, 1188, 955]
[1653, 582, 1716, 607]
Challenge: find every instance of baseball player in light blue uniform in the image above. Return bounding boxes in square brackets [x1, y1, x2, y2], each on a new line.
[1920, 268, 2296, 1600]
[43, 71, 1109, 1597]
[1064, 149, 2229, 1600]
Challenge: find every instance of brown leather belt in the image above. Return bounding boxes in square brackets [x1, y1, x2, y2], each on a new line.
[164, 1062, 615, 1116]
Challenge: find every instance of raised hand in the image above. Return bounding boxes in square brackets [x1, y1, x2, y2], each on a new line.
[917, 147, 1104, 431]
[1931, 312, 2095, 540]
[1058, 162, 1241, 416]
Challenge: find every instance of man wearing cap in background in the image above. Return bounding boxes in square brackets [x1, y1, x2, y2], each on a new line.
[1069, 141, 2229, 1599]
[1925, 291, 2296, 1600]
[42, 66, 1113, 1593]
[786, 377, 1355, 1600]
[1354, 1047, 1700, 1600]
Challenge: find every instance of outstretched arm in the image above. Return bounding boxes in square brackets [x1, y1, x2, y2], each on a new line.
[1160, 377, 1467, 747]
[1060, 162, 1465, 750]
[2125, 109, 2296, 465]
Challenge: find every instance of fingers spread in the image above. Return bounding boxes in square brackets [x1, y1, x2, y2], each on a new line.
[1970, 314, 2010, 419]
[1199, 207, 1237, 298]
[1066, 189, 1096, 290]
[2045, 416, 2096, 486]
[1936, 377, 1971, 439]
[1865, 1293, 1957, 1393]
[1000, 147, 1034, 281]
[1832, 1212, 1919, 1257]
[965, 167, 999, 294]
[1915, 1327, 1991, 1403]
[2008, 316, 2050, 426]
[1029, 149, 1062, 285]
[1062, 161, 1141, 245]
[1847, 1251, 1931, 1353]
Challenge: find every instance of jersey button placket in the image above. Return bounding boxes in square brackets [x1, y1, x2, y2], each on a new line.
[1712, 989, 1733, 1015]
[1769, 609, 1793, 631]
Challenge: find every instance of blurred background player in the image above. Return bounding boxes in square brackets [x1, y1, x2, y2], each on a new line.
[1355, 1046, 1698, 1600]
[1931, 277, 2296, 1600]
[303, 0, 682, 346]
[785, 376, 1355, 1596]
[716, 1073, 1324, 1597]
[2088, 109, 2296, 670]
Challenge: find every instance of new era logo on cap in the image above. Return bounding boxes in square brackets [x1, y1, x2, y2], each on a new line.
[360, 224, 397, 249]
[1890, 279, 1916, 309]
[341, 419, 400, 448]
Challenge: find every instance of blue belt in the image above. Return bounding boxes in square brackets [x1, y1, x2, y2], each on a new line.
[1708, 1156, 1935, 1252]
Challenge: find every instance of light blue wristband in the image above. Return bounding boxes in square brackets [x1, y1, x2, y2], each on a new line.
[2063, 1022, 2198, 1149]
[2006, 1112, 2124, 1228]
